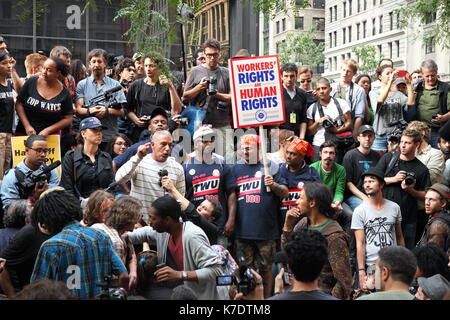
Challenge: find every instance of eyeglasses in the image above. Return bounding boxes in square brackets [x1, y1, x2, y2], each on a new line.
[205, 53, 219, 58]
[30, 148, 50, 154]
[300, 79, 312, 83]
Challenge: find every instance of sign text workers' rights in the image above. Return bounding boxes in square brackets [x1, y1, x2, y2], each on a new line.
[230, 55, 285, 128]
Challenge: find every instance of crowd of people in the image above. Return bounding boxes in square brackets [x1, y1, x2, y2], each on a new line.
[0, 34, 449, 301]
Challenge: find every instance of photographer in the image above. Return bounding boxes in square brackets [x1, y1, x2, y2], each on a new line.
[306, 77, 353, 164]
[235, 230, 338, 300]
[75, 49, 127, 148]
[375, 129, 431, 249]
[369, 65, 415, 156]
[126, 52, 182, 143]
[115, 130, 185, 221]
[183, 39, 232, 163]
[0, 135, 59, 209]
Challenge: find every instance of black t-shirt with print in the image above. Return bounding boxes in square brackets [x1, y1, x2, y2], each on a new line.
[16, 76, 73, 134]
[0, 79, 15, 132]
[126, 79, 171, 116]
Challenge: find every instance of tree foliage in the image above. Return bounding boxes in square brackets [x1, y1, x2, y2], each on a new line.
[396, 0, 450, 49]
[278, 29, 325, 68]
[351, 45, 383, 76]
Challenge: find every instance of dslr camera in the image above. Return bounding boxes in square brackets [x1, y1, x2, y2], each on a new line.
[404, 172, 416, 186]
[205, 76, 218, 95]
[95, 275, 127, 300]
[216, 255, 256, 295]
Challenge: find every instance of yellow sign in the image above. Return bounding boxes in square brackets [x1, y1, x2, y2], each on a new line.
[11, 135, 62, 178]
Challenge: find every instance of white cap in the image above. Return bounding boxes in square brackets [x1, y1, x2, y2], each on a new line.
[193, 126, 215, 141]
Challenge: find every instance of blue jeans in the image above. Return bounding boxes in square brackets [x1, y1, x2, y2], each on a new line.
[345, 195, 363, 211]
[403, 223, 417, 249]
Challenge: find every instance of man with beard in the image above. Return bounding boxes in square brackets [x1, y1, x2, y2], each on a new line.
[75, 49, 127, 149]
[351, 167, 405, 290]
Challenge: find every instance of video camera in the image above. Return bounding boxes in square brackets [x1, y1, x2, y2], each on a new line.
[83, 85, 123, 110]
[205, 76, 217, 95]
[95, 275, 127, 300]
[387, 119, 408, 145]
[20, 161, 61, 189]
[216, 254, 257, 295]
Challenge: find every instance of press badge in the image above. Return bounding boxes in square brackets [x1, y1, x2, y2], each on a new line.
[290, 112, 296, 123]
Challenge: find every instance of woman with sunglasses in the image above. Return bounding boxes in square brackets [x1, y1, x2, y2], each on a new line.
[15, 56, 73, 137]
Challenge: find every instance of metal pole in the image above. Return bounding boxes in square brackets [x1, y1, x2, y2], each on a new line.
[86, 6, 89, 65]
[180, 23, 187, 82]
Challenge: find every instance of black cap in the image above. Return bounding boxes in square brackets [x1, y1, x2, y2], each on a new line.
[361, 167, 385, 184]
[358, 124, 375, 135]
[150, 107, 168, 120]
[439, 120, 450, 141]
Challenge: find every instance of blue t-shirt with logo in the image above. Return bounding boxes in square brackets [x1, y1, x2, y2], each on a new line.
[183, 156, 231, 230]
[227, 160, 286, 240]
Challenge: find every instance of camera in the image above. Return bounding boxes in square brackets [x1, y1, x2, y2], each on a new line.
[140, 115, 151, 123]
[404, 172, 416, 186]
[120, 79, 129, 88]
[95, 275, 127, 300]
[179, 117, 189, 126]
[205, 76, 217, 95]
[19, 161, 61, 190]
[216, 254, 256, 296]
[387, 119, 408, 145]
[158, 169, 168, 187]
[322, 119, 337, 129]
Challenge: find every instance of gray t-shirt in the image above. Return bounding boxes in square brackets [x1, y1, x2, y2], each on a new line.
[351, 199, 402, 266]
[369, 89, 407, 136]
[184, 65, 230, 127]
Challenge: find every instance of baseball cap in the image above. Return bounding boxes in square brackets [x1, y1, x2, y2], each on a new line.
[193, 125, 215, 141]
[426, 183, 450, 200]
[150, 107, 169, 121]
[361, 167, 385, 184]
[393, 77, 406, 86]
[417, 274, 450, 300]
[79, 117, 107, 131]
[132, 52, 143, 61]
[0, 36, 5, 43]
[358, 124, 375, 135]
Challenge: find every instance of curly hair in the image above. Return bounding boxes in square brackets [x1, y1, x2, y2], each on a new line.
[105, 196, 142, 234]
[3, 200, 30, 229]
[82, 190, 114, 226]
[285, 230, 328, 282]
[413, 243, 450, 281]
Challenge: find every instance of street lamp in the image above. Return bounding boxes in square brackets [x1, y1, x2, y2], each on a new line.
[177, 3, 195, 82]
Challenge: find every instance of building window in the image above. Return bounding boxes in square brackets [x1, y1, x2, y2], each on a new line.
[296, 0, 304, 6]
[378, 44, 382, 55]
[313, 0, 325, 9]
[348, 26, 352, 42]
[425, 37, 435, 54]
[396, 12, 400, 29]
[334, 5, 338, 21]
[389, 12, 393, 31]
[349, 0, 352, 15]
[329, 58, 333, 72]
[343, 1, 347, 18]
[341, 54, 346, 62]
[380, 0, 383, 4]
[282, 18, 286, 32]
[347, 52, 351, 59]
[357, 0, 360, 13]
[329, 7, 333, 22]
[364, 0, 367, 10]
[379, 15, 383, 33]
[425, 12, 437, 24]
[276, 41, 280, 53]
[2, 1, 11, 19]
[372, 18, 376, 36]
[388, 42, 392, 58]
[276, 21, 280, 34]
[313, 17, 325, 31]
[334, 31, 337, 46]
[295, 17, 304, 30]
[334, 56, 337, 71]
[363, 20, 367, 38]
[373, 0, 376, 6]
[329, 33, 333, 48]
[396, 40, 400, 57]
[356, 23, 360, 40]
[343, 28, 346, 44]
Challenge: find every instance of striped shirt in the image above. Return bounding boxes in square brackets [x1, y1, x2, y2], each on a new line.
[30, 222, 126, 300]
[115, 154, 185, 219]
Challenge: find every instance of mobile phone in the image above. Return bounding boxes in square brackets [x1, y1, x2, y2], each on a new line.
[396, 70, 407, 77]
[432, 114, 439, 119]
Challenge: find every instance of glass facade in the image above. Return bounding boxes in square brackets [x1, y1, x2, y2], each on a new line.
[0, 0, 132, 75]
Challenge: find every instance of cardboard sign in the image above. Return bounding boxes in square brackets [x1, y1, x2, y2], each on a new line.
[230, 55, 285, 128]
[11, 135, 62, 178]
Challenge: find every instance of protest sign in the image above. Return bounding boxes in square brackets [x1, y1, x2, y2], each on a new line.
[229, 55, 285, 128]
[11, 135, 62, 177]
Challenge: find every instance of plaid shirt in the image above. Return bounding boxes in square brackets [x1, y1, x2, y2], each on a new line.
[31, 222, 127, 300]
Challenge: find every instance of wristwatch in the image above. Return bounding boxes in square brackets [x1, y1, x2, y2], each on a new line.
[181, 271, 188, 281]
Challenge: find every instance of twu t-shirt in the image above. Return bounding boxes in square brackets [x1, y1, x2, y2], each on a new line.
[16, 76, 73, 134]
[183, 157, 231, 230]
[278, 163, 320, 216]
[227, 160, 287, 240]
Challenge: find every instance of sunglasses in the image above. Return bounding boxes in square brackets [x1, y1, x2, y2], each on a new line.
[300, 79, 312, 83]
